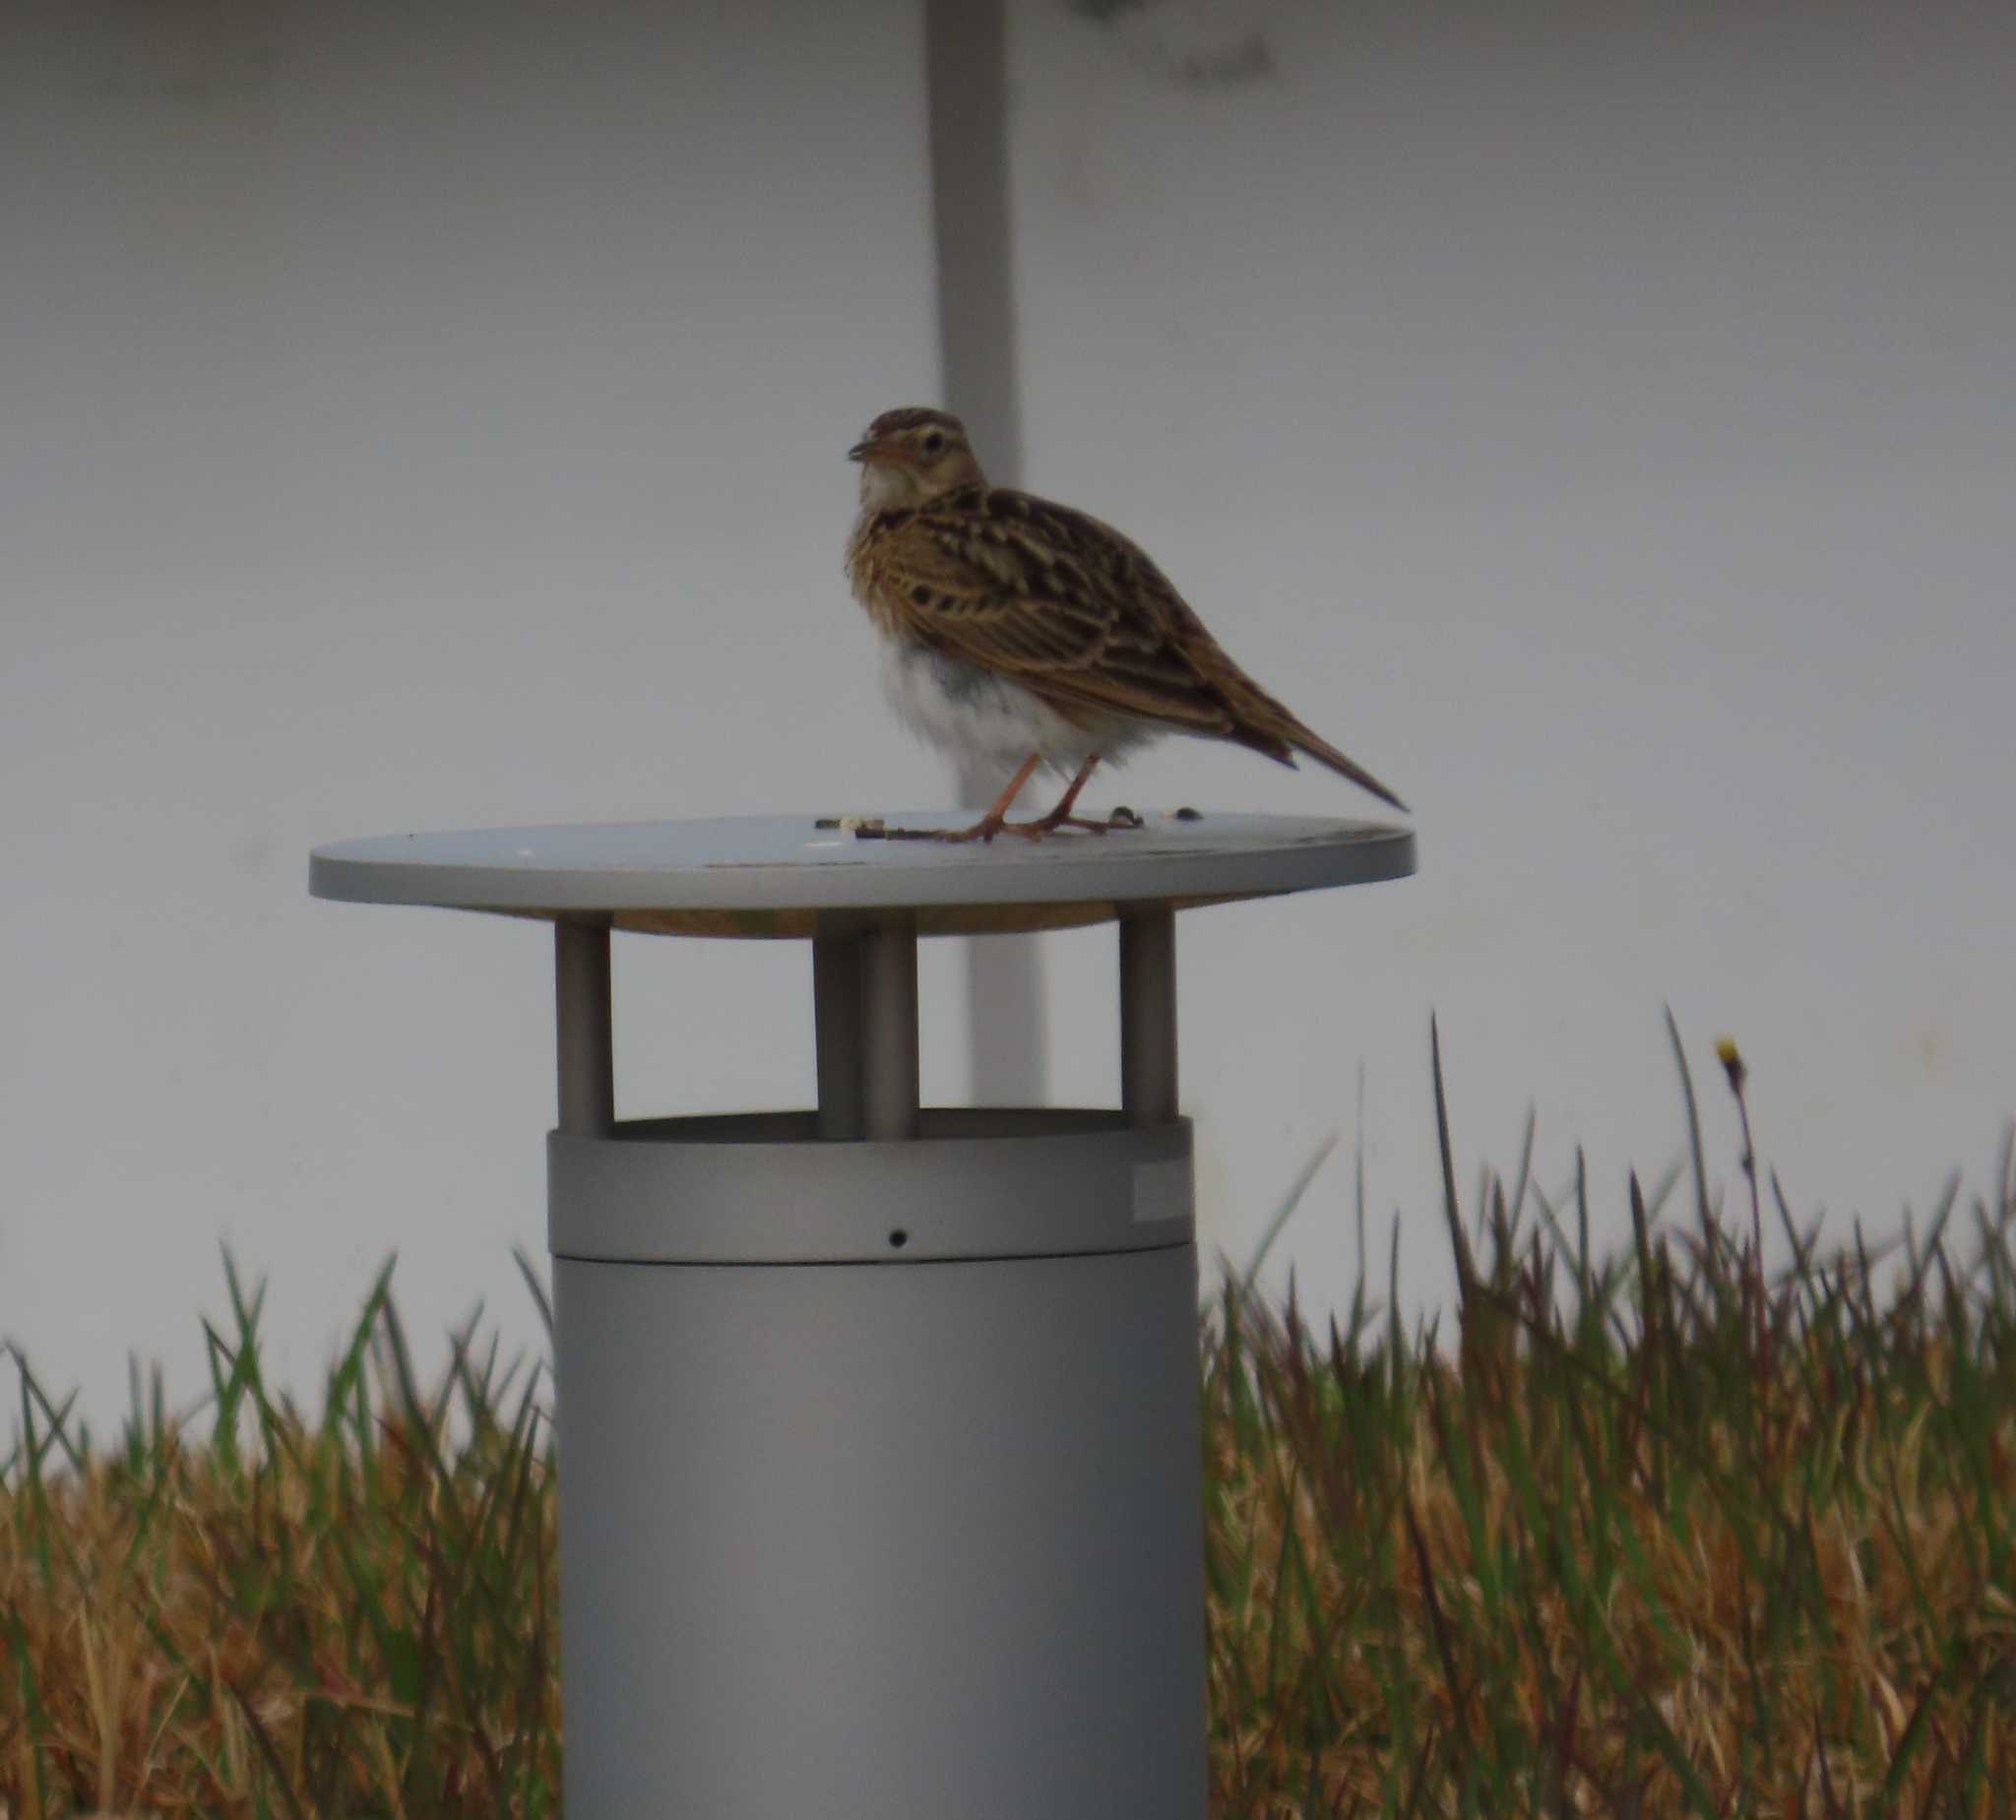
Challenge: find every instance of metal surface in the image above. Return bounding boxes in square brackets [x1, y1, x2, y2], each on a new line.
[860, 920, 920, 1140]
[315, 805, 1414, 1819]
[549, 1110, 1193, 1264]
[553, 921, 613, 1136]
[1120, 910, 1178, 1127]
[924, 0, 1022, 491]
[553, 1123, 1206, 1819]
[811, 932, 866, 1139]
[924, 0, 1050, 1105]
[308, 810, 1417, 936]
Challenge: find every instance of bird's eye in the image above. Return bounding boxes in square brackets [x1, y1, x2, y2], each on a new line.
[922, 431, 945, 454]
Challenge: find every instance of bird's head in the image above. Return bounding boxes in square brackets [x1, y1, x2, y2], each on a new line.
[849, 408, 983, 509]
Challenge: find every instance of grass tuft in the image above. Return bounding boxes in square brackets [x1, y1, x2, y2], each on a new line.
[2, 1262, 561, 1818]
[4, 1033, 2012, 1815]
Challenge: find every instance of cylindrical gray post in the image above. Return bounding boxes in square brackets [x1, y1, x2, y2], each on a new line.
[1119, 909, 1177, 1127]
[309, 811, 1419, 1820]
[555, 920, 613, 1137]
[860, 919, 919, 1141]
[812, 932, 866, 1140]
[549, 1111, 1206, 1820]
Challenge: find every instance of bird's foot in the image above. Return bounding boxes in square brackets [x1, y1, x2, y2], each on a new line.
[832, 806, 1144, 844]
[941, 814, 1018, 844]
[923, 805, 1148, 843]
[1019, 805, 1146, 838]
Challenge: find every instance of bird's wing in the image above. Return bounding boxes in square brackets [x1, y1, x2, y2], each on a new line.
[876, 488, 1254, 737]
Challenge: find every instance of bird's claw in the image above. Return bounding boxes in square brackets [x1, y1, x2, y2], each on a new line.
[831, 807, 1146, 844]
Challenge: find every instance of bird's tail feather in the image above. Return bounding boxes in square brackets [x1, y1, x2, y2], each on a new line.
[1292, 729, 1410, 814]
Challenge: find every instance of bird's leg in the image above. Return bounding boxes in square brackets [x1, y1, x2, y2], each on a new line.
[1014, 754, 1108, 835]
[923, 751, 1043, 844]
[880, 752, 1129, 844]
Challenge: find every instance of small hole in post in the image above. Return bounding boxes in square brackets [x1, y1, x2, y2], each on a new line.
[888, 1228, 909, 1249]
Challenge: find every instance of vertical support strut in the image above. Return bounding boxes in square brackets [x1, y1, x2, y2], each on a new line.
[813, 931, 867, 1141]
[1119, 909, 1177, 1128]
[555, 919, 615, 1137]
[860, 919, 920, 1141]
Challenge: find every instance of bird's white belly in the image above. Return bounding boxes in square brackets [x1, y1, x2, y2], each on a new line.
[878, 641, 1157, 778]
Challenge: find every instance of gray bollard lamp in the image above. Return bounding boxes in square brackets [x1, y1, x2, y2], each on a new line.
[310, 808, 1415, 1819]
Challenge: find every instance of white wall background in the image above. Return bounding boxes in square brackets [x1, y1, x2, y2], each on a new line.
[1, 0, 950, 1427]
[4, 0, 2012, 1430]
[1004, 0, 2016, 1298]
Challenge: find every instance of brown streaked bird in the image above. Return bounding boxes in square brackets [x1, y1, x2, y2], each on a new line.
[845, 407, 1408, 842]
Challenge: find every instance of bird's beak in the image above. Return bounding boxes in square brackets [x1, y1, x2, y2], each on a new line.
[848, 438, 902, 466]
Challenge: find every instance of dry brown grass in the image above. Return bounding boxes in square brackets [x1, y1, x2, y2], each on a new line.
[5, 1037, 2013, 1816]
[1204, 1309, 2014, 1814]
[4, 1269, 560, 1817]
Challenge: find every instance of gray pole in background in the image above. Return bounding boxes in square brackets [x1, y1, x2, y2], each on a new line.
[924, 0, 1048, 1107]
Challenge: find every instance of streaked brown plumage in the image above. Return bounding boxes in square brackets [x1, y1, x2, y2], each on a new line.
[846, 407, 1407, 841]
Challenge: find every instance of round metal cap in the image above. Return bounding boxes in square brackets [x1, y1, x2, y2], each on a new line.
[309, 809, 1416, 937]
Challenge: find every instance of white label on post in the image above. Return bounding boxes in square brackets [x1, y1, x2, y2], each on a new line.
[1132, 1156, 1191, 1224]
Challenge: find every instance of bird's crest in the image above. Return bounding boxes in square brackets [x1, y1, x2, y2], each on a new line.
[863, 407, 967, 441]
